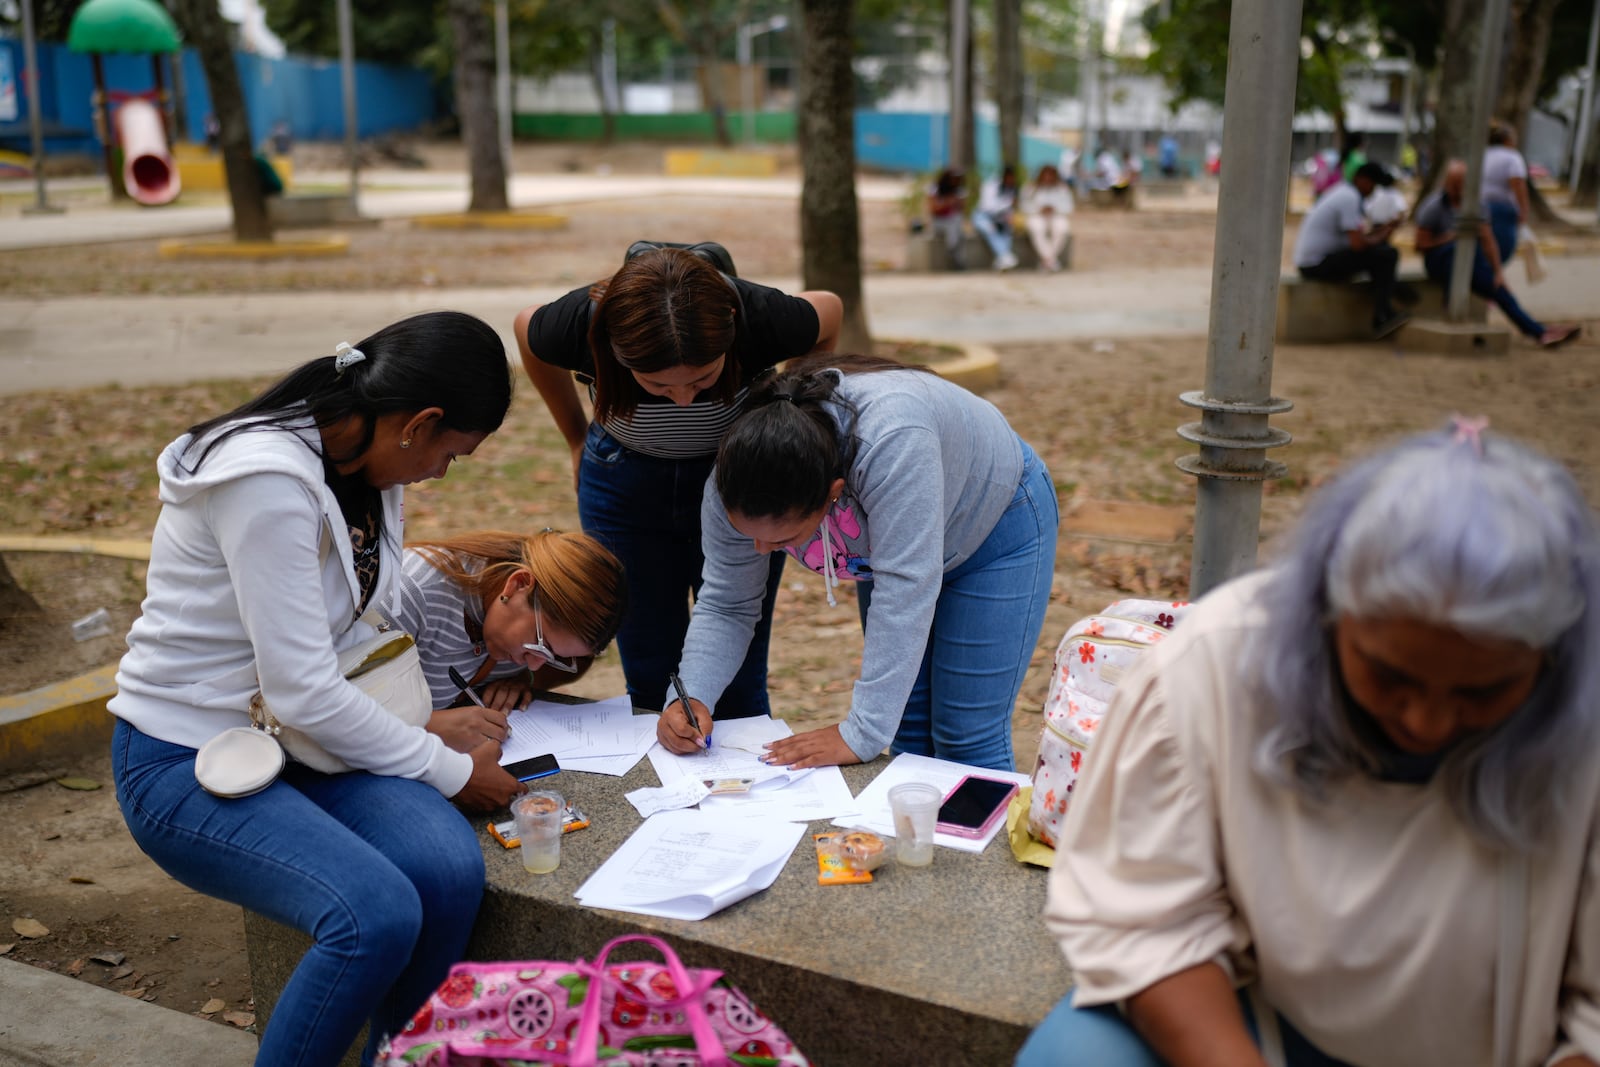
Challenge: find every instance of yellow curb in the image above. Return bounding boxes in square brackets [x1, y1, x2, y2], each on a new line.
[158, 234, 351, 259]
[408, 211, 569, 231]
[0, 535, 152, 561]
[928, 341, 1002, 392]
[0, 665, 118, 775]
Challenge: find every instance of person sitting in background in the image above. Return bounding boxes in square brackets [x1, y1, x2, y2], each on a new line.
[1019, 420, 1600, 1067]
[1094, 147, 1126, 192]
[972, 165, 1021, 271]
[1292, 161, 1408, 339]
[927, 168, 968, 269]
[1022, 164, 1074, 272]
[1158, 134, 1180, 178]
[1483, 123, 1532, 264]
[1415, 160, 1580, 349]
[394, 529, 626, 732]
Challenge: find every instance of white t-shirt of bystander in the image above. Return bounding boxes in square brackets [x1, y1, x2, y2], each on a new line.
[1482, 145, 1528, 210]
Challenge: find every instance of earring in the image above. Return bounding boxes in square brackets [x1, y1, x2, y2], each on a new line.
[400, 438, 412, 449]
[500, 595, 510, 604]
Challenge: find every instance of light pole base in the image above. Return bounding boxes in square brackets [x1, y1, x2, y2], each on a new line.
[1399, 318, 1512, 357]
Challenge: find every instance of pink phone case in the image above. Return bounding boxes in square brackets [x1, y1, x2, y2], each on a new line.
[934, 775, 1018, 838]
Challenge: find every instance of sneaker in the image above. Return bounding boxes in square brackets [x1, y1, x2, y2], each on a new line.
[995, 253, 1019, 271]
[1538, 324, 1582, 348]
[1372, 311, 1410, 340]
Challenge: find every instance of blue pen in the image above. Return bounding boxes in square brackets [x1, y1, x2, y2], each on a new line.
[668, 671, 710, 749]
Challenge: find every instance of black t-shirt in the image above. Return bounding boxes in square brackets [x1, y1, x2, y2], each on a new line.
[526, 277, 821, 459]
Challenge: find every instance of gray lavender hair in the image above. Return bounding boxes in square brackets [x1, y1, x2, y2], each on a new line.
[1250, 426, 1600, 851]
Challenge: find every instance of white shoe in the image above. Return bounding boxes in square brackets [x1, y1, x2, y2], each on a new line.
[995, 253, 1018, 271]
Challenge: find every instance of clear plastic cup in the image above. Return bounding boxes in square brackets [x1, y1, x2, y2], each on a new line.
[512, 790, 564, 875]
[888, 782, 942, 867]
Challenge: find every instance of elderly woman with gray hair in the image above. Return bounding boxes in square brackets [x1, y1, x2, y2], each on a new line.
[1017, 420, 1600, 1067]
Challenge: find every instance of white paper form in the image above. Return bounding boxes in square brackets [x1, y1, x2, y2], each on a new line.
[558, 715, 658, 777]
[831, 752, 1031, 854]
[575, 809, 805, 921]
[646, 715, 810, 787]
[698, 768, 859, 823]
[501, 695, 638, 765]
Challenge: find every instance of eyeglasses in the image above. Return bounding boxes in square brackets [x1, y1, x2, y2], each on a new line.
[522, 590, 579, 672]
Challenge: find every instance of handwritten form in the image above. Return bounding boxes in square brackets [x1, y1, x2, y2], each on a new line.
[499, 695, 657, 777]
[575, 809, 806, 920]
[645, 716, 860, 822]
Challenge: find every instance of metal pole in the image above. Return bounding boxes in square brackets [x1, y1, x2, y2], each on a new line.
[495, 0, 512, 179]
[1177, 0, 1301, 596]
[601, 18, 619, 114]
[19, 0, 62, 214]
[1078, 7, 1096, 176]
[739, 23, 754, 147]
[1571, 0, 1600, 187]
[1398, 40, 1416, 174]
[950, 0, 969, 172]
[336, 0, 359, 200]
[1447, 0, 1513, 322]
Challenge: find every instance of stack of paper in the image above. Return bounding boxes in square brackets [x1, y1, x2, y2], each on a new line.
[646, 717, 859, 823]
[576, 809, 806, 920]
[832, 752, 1031, 854]
[499, 695, 657, 777]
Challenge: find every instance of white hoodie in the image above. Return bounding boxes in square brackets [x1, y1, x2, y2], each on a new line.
[108, 417, 473, 797]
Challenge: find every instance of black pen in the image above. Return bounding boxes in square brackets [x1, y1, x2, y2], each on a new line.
[448, 665, 489, 709]
[668, 671, 710, 749]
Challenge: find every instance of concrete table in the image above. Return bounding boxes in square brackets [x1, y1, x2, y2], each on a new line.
[246, 733, 1071, 1066]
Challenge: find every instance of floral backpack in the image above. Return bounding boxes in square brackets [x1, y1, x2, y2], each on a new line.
[1027, 598, 1191, 849]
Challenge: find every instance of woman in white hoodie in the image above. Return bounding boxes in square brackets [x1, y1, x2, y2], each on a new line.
[110, 311, 520, 1067]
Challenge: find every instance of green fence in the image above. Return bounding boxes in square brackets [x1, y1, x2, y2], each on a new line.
[512, 112, 797, 143]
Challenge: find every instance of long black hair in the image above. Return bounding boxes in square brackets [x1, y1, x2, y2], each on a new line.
[182, 311, 512, 471]
[714, 352, 932, 520]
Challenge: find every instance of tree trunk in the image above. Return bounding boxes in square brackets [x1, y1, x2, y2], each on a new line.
[1573, 119, 1599, 206]
[588, 30, 616, 146]
[171, 0, 271, 241]
[1422, 0, 1481, 202]
[1494, 0, 1561, 142]
[947, 0, 976, 174]
[797, 0, 871, 355]
[0, 554, 43, 626]
[995, 0, 1023, 169]
[700, 29, 733, 147]
[447, 0, 509, 213]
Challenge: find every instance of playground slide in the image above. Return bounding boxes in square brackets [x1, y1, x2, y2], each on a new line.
[114, 96, 181, 206]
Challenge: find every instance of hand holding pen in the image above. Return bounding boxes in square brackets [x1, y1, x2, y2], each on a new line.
[659, 671, 712, 754]
[434, 666, 511, 752]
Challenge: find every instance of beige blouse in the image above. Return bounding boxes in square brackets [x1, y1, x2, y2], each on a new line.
[1045, 572, 1600, 1067]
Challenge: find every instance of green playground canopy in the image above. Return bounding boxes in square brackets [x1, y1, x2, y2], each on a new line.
[68, 0, 182, 55]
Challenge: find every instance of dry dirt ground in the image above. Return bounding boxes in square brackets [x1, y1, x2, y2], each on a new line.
[2, 141, 1598, 1038]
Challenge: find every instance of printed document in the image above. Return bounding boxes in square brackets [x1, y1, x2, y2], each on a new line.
[575, 809, 805, 921]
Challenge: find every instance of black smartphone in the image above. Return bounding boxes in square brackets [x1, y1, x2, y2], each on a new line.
[934, 775, 1019, 838]
[502, 753, 561, 782]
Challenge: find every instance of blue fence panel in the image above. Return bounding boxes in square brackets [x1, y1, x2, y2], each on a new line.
[854, 110, 1064, 177]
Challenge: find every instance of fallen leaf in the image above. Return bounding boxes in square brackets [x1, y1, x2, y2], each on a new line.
[90, 951, 125, 966]
[54, 777, 102, 791]
[11, 918, 49, 939]
[43, 833, 61, 841]
[108, 963, 134, 981]
[201, 998, 226, 1014]
[124, 987, 148, 999]
[0, 944, 12, 955]
[66, 959, 85, 976]
[223, 1011, 256, 1028]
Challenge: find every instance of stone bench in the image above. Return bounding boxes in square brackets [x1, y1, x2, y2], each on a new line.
[905, 228, 1073, 272]
[1277, 270, 1487, 344]
[1083, 186, 1136, 210]
[1137, 179, 1188, 199]
[245, 727, 1069, 1067]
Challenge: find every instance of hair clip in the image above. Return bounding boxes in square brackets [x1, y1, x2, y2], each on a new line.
[1450, 413, 1490, 456]
[333, 342, 366, 374]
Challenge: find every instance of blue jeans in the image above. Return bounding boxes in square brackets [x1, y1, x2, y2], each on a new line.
[1487, 199, 1520, 264]
[972, 210, 1015, 261]
[112, 720, 484, 1067]
[1015, 989, 1352, 1067]
[855, 440, 1057, 772]
[1422, 243, 1546, 338]
[578, 423, 781, 716]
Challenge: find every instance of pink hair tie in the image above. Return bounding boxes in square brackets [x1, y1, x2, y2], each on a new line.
[1450, 414, 1490, 455]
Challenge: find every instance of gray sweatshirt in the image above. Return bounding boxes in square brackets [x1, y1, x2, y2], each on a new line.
[679, 369, 1024, 760]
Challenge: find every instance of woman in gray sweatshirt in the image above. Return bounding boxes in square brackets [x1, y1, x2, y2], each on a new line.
[659, 354, 1058, 771]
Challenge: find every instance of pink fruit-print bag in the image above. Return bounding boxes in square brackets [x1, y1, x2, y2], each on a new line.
[1026, 599, 1191, 852]
[377, 933, 809, 1067]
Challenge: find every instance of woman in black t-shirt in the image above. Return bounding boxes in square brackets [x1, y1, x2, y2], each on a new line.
[513, 247, 842, 716]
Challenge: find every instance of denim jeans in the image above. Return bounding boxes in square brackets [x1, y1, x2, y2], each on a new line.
[112, 720, 483, 1067]
[1487, 199, 1520, 264]
[855, 440, 1057, 772]
[1423, 243, 1546, 338]
[1015, 988, 1352, 1067]
[578, 423, 781, 716]
[972, 210, 1015, 261]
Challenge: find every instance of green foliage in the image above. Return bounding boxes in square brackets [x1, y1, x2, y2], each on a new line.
[262, 0, 444, 67]
[1539, 0, 1598, 102]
